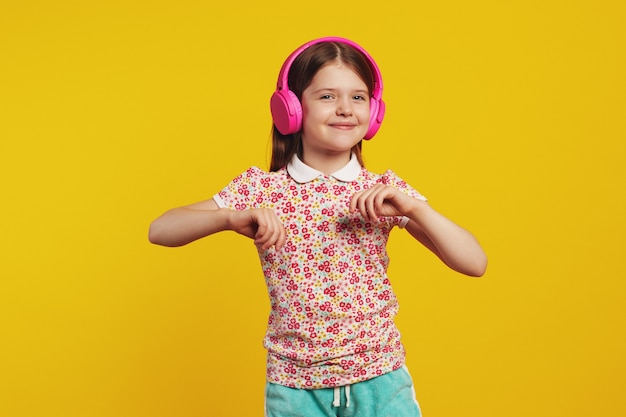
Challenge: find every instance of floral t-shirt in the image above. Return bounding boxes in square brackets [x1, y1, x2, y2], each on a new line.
[213, 154, 426, 389]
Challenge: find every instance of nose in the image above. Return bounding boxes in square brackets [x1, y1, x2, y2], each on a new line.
[336, 97, 353, 116]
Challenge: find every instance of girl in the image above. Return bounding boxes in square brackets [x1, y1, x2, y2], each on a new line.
[149, 37, 487, 417]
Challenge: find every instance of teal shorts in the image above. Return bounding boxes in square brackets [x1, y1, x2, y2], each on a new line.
[264, 366, 422, 417]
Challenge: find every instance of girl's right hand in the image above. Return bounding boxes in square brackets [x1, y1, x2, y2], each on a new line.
[149, 198, 286, 249]
[229, 208, 287, 251]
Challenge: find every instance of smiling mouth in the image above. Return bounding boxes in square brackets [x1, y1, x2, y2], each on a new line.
[330, 123, 357, 129]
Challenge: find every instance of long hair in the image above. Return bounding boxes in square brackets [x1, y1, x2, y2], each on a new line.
[269, 41, 375, 172]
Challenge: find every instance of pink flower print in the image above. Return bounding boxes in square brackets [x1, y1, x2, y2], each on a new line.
[318, 260, 331, 274]
[237, 185, 250, 196]
[321, 207, 335, 217]
[286, 279, 298, 291]
[322, 244, 336, 257]
[277, 305, 289, 317]
[323, 285, 337, 298]
[284, 363, 297, 375]
[377, 289, 391, 301]
[332, 184, 347, 196]
[306, 287, 315, 301]
[282, 201, 296, 214]
[270, 191, 284, 203]
[282, 338, 294, 350]
[355, 295, 364, 307]
[347, 233, 361, 245]
[287, 318, 300, 330]
[340, 359, 355, 370]
[316, 221, 330, 233]
[326, 323, 340, 334]
[354, 343, 368, 354]
[322, 338, 336, 348]
[319, 301, 333, 313]
[283, 240, 297, 253]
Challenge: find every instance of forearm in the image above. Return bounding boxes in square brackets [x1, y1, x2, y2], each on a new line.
[406, 201, 487, 277]
[148, 207, 233, 247]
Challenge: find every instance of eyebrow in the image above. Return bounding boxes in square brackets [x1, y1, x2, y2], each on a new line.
[312, 88, 370, 95]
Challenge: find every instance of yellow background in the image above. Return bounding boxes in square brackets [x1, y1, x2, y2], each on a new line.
[1, 1, 624, 416]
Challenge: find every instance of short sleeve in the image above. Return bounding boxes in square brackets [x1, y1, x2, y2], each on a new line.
[378, 170, 427, 228]
[378, 170, 427, 201]
[213, 167, 265, 211]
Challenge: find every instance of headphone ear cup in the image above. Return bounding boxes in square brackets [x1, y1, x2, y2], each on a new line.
[364, 97, 385, 140]
[270, 90, 303, 135]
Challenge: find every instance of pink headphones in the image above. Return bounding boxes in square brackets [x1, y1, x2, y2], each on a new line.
[270, 37, 385, 140]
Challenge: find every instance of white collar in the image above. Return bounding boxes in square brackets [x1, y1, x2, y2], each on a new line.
[287, 153, 362, 183]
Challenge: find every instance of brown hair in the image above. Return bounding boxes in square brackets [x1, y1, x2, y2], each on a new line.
[269, 41, 375, 172]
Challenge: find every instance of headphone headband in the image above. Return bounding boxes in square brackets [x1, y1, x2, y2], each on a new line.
[275, 36, 383, 102]
[270, 37, 386, 140]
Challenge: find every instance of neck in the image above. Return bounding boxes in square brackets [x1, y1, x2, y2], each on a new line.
[301, 150, 352, 176]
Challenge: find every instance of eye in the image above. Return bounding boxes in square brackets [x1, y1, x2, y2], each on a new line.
[320, 94, 334, 100]
[353, 95, 368, 101]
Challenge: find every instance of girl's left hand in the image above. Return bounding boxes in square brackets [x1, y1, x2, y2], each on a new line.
[349, 184, 419, 221]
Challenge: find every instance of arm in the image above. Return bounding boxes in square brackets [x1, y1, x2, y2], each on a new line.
[350, 184, 487, 277]
[148, 198, 286, 250]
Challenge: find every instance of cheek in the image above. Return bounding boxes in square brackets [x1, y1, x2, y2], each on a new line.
[302, 103, 328, 124]
[358, 105, 371, 123]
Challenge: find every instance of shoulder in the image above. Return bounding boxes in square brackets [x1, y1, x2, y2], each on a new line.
[230, 166, 288, 182]
[226, 167, 293, 194]
[359, 168, 406, 185]
[361, 168, 427, 201]
[216, 167, 291, 206]
[380, 169, 411, 187]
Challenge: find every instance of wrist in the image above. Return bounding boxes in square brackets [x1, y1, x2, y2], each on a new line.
[220, 208, 238, 232]
[406, 199, 430, 224]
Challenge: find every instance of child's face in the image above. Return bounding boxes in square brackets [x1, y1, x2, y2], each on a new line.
[300, 62, 370, 158]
